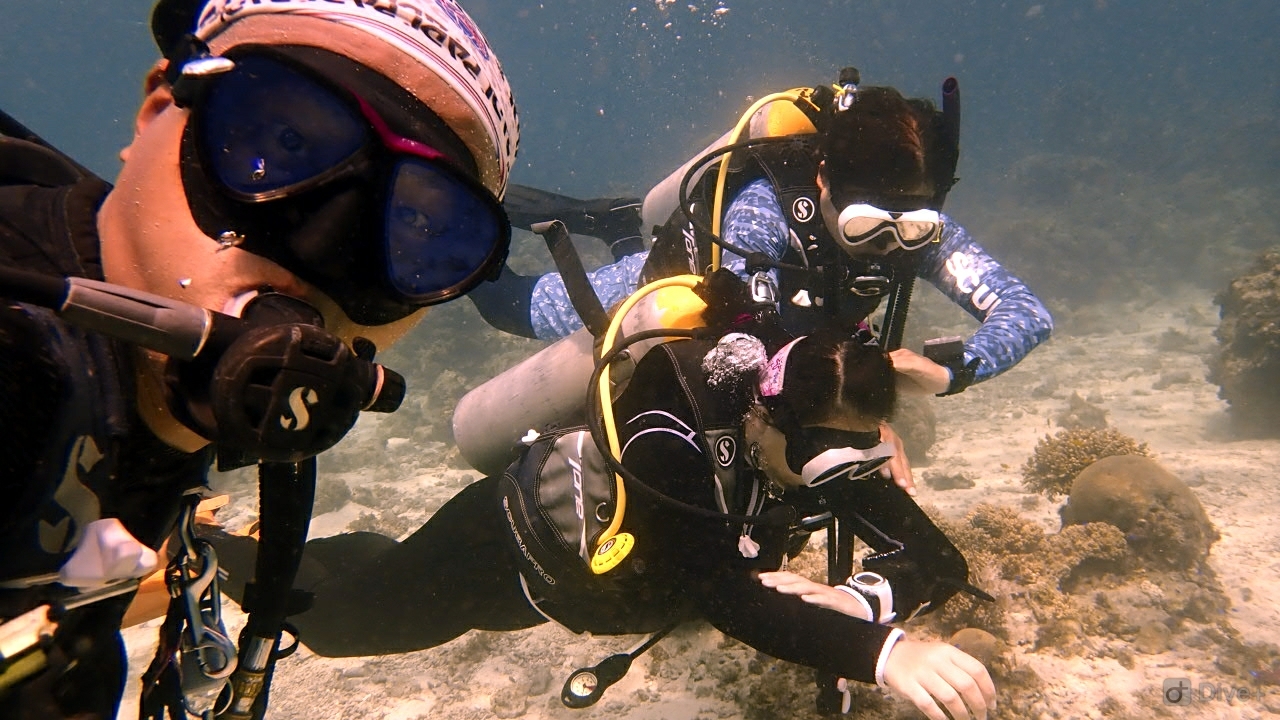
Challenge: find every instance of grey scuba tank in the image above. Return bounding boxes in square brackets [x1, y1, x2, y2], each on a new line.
[452, 279, 707, 476]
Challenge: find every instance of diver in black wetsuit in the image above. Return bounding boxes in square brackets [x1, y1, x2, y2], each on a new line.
[0, 2, 519, 717]
[208, 327, 996, 720]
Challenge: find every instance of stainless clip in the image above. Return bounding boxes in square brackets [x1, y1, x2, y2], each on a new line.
[167, 501, 238, 717]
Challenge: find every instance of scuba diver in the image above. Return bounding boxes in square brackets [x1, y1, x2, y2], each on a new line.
[0, 0, 517, 718]
[204, 297, 996, 719]
[473, 69, 1053, 399]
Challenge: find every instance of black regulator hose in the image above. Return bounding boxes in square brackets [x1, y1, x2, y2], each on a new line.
[677, 135, 817, 275]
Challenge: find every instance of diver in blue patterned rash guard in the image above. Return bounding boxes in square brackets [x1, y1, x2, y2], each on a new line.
[477, 74, 1053, 397]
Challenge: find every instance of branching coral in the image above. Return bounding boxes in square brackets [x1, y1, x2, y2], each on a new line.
[929, 506, 1129, 641]
[1021, 428, 1151, 498]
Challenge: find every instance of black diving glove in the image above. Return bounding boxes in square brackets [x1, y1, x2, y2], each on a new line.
[695, 268, 755, 330]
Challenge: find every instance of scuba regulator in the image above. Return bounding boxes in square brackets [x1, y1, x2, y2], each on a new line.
[0, 266, 405, 466]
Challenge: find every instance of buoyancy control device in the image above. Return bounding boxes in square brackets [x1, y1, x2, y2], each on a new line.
[451, 88, 827, 477]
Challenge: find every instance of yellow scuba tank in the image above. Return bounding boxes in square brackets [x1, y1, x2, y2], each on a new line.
[451, 278, 707, 477]
[639, 91, 820, 235]
[455, 88, 824, 546]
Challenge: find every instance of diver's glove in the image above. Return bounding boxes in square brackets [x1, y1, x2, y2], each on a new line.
[169, 318, 404, 469]
[696, 267, 754, 328]
[938, 356, 982, 396]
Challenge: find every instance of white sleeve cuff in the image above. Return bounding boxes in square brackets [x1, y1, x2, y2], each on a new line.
[874, 628, 906, 688]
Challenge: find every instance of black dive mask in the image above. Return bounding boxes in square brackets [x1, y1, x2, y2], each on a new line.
[784, 426, 895, 487]
[174, 48, 510, 326]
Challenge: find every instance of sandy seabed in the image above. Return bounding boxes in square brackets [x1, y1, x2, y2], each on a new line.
[118, 286, 1280, 720]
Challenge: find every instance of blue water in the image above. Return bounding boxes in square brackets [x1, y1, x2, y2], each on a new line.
[2, 2, 1275, 197]
[5, 1, 1274, 193]
[2, 3, 1279, 717]
[2, 1, 1275, 300]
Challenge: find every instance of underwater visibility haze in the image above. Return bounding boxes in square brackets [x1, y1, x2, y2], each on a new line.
[2, 1, 1278, 718]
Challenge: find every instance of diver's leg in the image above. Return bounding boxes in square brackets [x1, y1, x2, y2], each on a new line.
[205, 477, 543, 657]
[505, 184, 644, 260]
[467, 267, 539, 338]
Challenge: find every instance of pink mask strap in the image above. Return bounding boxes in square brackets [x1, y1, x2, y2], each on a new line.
[759, 336, 806, 397]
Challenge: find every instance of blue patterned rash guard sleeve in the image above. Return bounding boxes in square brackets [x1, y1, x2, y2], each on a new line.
[914, 215, 1054, 384]
[528, 252, 651, 340]
[717, 178, 790, 285]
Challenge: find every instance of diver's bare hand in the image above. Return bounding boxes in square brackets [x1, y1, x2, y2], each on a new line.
[878, 423, 916, 495]
[889, 348, 951, 396]
[758, 571, 871, 619]
[882, 638, 996, 720]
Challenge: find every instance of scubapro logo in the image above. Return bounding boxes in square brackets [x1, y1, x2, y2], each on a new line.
[715, 436, 737, 467]
[791, 196, 816, 223]
[280, 386, 319, 431]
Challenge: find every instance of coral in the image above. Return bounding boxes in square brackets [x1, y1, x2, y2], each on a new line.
[1044, 523, 1130, 586]
[929, 505, 1129, 644]
[926, 506, 1030, 638]
[1021, 427, 1150, 498]
[1060, 455, 1220, 570]
[1209, 247, 1280, 437]
[949, 628, 1005, 667]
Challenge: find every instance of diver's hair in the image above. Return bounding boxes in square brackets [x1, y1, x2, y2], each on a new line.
[819, 86, 934, 196]
[780, 330, 896, 426]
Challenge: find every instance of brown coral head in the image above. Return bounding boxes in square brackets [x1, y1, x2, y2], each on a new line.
[1059, 455, 1219, 570]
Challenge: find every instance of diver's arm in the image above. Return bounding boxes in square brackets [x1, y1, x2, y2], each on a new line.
[698, 564, 903, 685]
[917, 216, 1054, 385]
[0, 303, 66, 525]
[754, 571, 995, 719]
[718, 179, 790, 285]
[503, 185, 644, 258]
[526, 252, 651, 340]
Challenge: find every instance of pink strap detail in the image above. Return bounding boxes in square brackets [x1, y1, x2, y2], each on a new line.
[758, 336, 806, 397]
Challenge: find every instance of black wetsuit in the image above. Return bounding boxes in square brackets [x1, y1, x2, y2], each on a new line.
[0, 140, 211, 719]
[211, 337, 969, 686]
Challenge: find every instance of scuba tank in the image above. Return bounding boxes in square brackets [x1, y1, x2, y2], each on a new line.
[639, 91, 821, 234]
[453, 89, 827, 478]
[452, 278, 707, 477]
